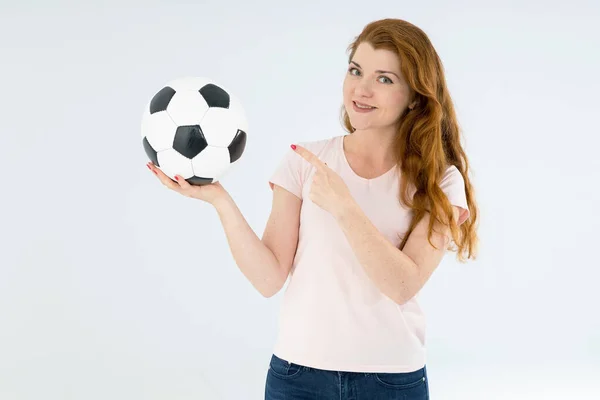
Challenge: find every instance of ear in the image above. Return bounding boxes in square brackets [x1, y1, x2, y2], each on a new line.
[408, 91, 419, 110]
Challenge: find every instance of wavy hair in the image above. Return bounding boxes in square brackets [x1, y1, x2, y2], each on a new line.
[341, 18, 479, 262]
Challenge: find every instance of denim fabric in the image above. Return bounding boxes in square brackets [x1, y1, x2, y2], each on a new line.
[265, 354, 429, 399]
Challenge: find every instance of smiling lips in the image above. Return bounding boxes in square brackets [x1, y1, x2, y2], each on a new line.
[353, 100, 376, 113]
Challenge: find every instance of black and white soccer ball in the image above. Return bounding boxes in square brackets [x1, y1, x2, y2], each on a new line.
[141, 76, 248, 185]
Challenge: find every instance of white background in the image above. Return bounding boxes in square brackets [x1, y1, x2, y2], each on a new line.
[1, 0, 599, 399]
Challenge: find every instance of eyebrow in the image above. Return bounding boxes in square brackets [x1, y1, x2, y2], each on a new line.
[350, 61, 400, 79]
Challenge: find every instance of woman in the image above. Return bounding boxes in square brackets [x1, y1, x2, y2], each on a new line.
[147, 17, 479, 400]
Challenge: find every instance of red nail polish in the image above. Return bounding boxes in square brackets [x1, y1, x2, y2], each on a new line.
[291, 144, 296, 150]
[174, 176, 179, 181]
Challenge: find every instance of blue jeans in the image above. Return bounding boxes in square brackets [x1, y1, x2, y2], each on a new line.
[265, 354, 429, 399]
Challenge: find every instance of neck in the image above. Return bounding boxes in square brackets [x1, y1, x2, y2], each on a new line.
[344, 128, 397, 167]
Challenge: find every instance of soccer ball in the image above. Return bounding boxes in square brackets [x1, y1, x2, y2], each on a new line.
[141, 76, 248, 185]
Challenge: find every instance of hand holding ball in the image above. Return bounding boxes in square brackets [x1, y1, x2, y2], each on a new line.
[146, 161, 229, 205]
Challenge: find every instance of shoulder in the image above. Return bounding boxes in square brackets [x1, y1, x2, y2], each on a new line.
[441, 164, 465, 185]
[272, 135, 340, 173]
[295, 135, 340, 157]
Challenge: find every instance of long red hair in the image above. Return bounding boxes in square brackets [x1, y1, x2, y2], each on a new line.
[341, 18, 479, 262]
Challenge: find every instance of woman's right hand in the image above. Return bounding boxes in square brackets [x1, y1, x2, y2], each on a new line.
[147, 161, 230, 206]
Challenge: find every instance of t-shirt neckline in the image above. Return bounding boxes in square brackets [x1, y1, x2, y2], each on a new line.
[338, 135, 397, 183]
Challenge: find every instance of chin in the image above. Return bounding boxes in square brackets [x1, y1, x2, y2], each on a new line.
[348, 121, 371, 131]
[348, 112, 376, 129]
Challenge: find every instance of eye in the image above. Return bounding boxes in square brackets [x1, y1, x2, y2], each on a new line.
[348, 67, 394, 84]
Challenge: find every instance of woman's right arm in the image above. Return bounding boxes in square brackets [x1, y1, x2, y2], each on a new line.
[147, 162, 301, 298]
[213, 185, 301, 298]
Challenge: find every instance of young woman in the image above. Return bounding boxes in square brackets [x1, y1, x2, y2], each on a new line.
[147, 17, 479, 400]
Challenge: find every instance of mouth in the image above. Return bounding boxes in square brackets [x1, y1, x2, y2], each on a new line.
[352, 101, 377, 113]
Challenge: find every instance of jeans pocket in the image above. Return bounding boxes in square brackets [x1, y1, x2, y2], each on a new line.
[374, 369, 427, 390]
[268, 354, 306, 380]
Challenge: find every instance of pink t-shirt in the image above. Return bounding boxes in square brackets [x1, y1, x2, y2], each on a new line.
[268, 134, 469, 373]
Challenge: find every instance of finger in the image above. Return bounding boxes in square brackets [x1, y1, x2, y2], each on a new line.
[173, 174, 192, 189]
[147, 162, 179, 190]
[292, 145, 327, 170]
[173, 175, 196, 197]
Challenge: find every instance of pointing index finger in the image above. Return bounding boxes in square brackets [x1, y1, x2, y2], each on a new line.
[292, 144, 326, 170]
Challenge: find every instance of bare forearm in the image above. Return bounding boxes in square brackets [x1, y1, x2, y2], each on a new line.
[335, 200, 417, 305]
[212, 194, 282, 297]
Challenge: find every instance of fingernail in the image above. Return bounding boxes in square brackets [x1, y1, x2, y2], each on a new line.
[174, 175, 179, 181]
[291, 144, 296, 150]
[146, 164, 151, 170]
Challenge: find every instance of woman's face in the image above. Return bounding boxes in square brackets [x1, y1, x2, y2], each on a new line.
[343, 41, 414, 132]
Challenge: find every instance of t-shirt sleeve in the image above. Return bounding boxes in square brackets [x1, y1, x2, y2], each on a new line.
[268, 148, 304, 199]
[440, 165, 470, 226]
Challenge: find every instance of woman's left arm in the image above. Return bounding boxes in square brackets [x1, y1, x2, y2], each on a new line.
[336, 201, 460, 305]
[291, 144, 459, 305]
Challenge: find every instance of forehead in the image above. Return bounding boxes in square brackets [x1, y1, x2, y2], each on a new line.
[352, 42, 401, 72]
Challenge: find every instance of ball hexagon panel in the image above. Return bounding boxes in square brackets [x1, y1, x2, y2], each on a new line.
[166, 90, 209, 126]
[201, 102, 248, 148]
[156, 148, 194, 180]
[141, 108, 179, 167]
[214, 158, 241, 182]
[191, 146, 232, 180]
[141, 110, 178, 151]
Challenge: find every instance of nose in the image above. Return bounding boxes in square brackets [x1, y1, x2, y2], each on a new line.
[354, 78, 374, 97]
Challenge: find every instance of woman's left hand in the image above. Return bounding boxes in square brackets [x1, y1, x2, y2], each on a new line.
[292, 144, 356, 219]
